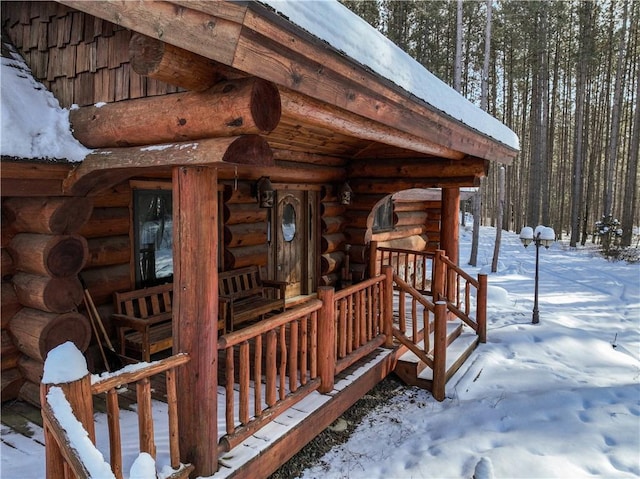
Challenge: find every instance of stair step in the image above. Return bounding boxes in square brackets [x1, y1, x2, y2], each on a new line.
[397, 321, 463, 365]
[418, 331, 479, 381]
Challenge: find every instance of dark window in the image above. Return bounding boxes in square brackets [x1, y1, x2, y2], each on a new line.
[133, 189, 173, 288]
[373, 197, 394, 232]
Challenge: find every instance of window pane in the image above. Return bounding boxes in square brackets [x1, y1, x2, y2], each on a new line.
[373, 197, 394, 232]
[134, 190, 173, 287]
[282, 203, 296, 242]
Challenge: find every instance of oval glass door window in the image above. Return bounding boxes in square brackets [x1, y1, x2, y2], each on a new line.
[282, 203, 296, 242]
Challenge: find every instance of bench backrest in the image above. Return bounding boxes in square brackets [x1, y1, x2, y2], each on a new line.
[218, 266, 264, 299]
[114, 283, 173, 319]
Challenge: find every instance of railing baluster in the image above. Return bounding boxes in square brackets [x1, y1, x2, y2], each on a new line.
[165, 368, 180, 470]
[310, 311, 318, 377]
[279, 326, 287, 401]
[266, 330, 277, 407]
[225, 347, 235, 434]
[136, 378, 155, 458]
[289, 320, 299, 393]
[254, 335, 263, 416]
[106, 389, 122, 479]
[239, 341, 250, 425]
[300, 318, 308, 386]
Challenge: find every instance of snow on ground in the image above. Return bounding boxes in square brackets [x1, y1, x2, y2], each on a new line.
[1, 226, 638, 479]
[301, 226, 640, 479]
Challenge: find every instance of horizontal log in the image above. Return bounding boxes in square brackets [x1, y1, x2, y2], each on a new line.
[320, 201, 346, 218]
[395, 211, 429, 227]
[80, 264, 132, 306]
[18, 355, 44, 385]
[2, 329, 19, 370]
[223, 203, 268, 225]
[216, 163, 343, 184]
[129, 33, 245, 91]
[345, 210, 373, 230]
[2, 282, 21, 328]
[91, 183, 132, 208]
[1, 367, 24, 401]
[321, 233, 346, 254]
[2, 197, 93, 235]
[79, 207, 129, 239]
[70, 78, 280, 148]
[9, 233, 88, 278]
[12, 272, 84, 314]
[321, 252, 344, 276]
[65, 135, 274, 196]
[9, 308, 91, 362]
[349, 194, 388, 212]
[350, 177, 481, 194]
[19, 380, 40, 407]
[394, 201, 431, 213]
[224, 244, 268, 270]
[321, 216, 344, 234]
[281, 88, 464, 159]
[372, 226, 428, 243]
[378, 235, 428, 252]
[87, 235, 130, 268]
[320, 274, 339, 287]
[272, 149, 346, 167]
[1, 248, 14, 279]
[224, 222, 268, 248]
[348, 157, 489, 179]
[223, 182, 257, 204]
[344, 227, 370, 246]
[0, 161, 72, 197]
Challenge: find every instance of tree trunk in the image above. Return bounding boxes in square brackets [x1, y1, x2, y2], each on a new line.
[492, 167, 505, 273]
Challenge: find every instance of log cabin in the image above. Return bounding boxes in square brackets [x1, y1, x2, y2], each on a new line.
[1, 1, 519, 477]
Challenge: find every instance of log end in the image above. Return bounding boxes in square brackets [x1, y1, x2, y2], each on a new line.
[222, 135, 274, 166]
[46, 235, 89, 278]
[250, 79, 281, 133]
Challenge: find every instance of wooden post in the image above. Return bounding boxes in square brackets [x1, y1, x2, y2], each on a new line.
[317, 286, 335, 393]
[433, 250, 446, 302]
[381, 265, 394, 348]
[440, 188, 460, 266]
[173, 166, 219, 476]
[477, 274, 488, 343]
[368, 240, 379, 278]
[432, 301, 448, 402]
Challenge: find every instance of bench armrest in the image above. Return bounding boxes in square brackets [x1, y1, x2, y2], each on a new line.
[261, 280, 287, 299]
[111, 312, 172, 332]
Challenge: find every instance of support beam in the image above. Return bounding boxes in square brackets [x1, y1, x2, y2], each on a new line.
[129, 33, 246, 91]
[348, 157, 488, 178]
[64, 135, 273, 196]
[440, 188, 460, 265]
[70, 78, 281, 148]
[350, 177, 480, 195]
[173, 166, 219, 477]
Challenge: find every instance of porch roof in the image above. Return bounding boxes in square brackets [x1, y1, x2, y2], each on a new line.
[56, 0, 519, 165]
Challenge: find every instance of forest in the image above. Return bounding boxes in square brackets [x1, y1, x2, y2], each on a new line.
[341, 0, 639, 250]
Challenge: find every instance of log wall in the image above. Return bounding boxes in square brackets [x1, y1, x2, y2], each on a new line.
[0, 196, 93, 405]
[1, 1, 182, 109]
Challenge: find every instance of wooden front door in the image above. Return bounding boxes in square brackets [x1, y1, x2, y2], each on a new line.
[270, 190, 317, 298]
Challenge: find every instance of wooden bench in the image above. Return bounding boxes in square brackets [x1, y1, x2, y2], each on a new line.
[218, 266, 287, 331]
[112, 283, 174, 362]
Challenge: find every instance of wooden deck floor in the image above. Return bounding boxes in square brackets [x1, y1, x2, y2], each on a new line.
[1, 346, 397, 478]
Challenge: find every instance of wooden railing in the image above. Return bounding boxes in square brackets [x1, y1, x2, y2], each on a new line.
[371, 242, 435, 295]
[333, 274, 389, 374]
[438, 252, 487, 343]
[41, 351, 192, 479]
[216, 299, 323, 453]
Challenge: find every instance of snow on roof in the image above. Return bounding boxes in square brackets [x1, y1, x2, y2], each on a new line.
[261, 0, 520, 151]
[0, 42, 91, 162]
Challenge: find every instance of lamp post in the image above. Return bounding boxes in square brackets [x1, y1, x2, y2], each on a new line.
[519, 225, 555, 324]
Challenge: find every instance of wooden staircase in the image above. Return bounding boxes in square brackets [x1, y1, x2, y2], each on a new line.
[394, 320, 479, 392]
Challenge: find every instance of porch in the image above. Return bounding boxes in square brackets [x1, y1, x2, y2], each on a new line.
[15, 247, 487, 478]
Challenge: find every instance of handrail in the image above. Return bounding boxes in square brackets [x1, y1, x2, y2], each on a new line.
[373, 245, 435, 294]
[41, 352, 192, 479]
